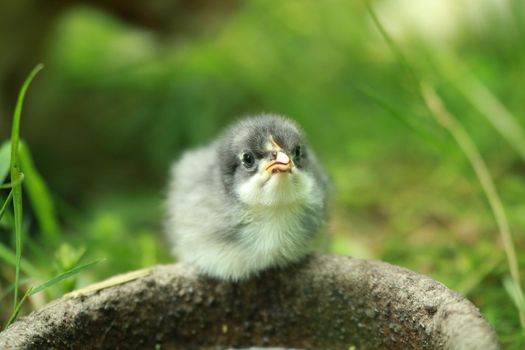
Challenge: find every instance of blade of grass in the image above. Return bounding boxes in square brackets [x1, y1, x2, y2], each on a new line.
[0, 190, 13, 220]
[359, 85, 446, 151]
[0, 277, 32, 303]
[9, 63, 44, 311]
[365, 1, 420, 94]
[460, 77, 525, 160]
[0, 173, 25, 189]
[19, 142, 60, 242]
[437, 53, 525, 161]
[367, 2, 525, 335]
[66, 267, 151, 298]
[3, 260, 102, 327]
[511, 0, 525, 38]
[421, 82, 525, 333]
[455, 254, 502, 296]
[504, 277, 525, 313]
[29, 259, 103, 296]
[4, 287, 32, 328]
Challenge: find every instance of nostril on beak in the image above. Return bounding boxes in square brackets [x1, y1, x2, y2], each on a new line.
[271, 150, 278, 160]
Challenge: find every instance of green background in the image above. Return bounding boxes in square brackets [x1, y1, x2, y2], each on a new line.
[1, 0, 524, 347]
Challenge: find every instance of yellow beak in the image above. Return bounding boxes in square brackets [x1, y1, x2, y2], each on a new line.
[265, 151, 292, 174]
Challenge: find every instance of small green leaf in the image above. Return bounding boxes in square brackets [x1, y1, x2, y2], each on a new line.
[30, 259, 103, 296]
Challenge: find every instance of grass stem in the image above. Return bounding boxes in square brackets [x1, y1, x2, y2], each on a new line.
[421, 82, 525, 333]
[366, 1, 525, 336]
[9, 63, 43, 312]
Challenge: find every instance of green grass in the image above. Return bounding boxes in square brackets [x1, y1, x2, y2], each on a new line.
[421, 82, 525, 331]
[1, 65, 101, 328]
[367, 1, 525, 341]
[8, 63, 43, 314]
[436, 53, 525, 162]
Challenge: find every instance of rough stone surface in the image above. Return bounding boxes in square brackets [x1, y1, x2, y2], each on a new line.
[0, 255, 499, 349]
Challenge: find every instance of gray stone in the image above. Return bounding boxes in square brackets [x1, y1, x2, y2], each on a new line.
[0, 255, 500, 349]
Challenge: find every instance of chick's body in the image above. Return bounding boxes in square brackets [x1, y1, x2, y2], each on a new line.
[166, 115, 329, 280]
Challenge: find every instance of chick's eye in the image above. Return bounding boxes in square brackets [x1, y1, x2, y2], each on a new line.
[292, 145, 302, 160]
[241, 152, 255, 168]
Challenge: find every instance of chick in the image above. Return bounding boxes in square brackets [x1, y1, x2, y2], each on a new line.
[166, 114, 329, 280]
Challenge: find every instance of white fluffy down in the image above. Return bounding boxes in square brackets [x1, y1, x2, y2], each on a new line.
[236, 165, 314, 207]
[196, 172, 319, 280]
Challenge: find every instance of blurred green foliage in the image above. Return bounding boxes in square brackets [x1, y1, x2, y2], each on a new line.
[0, 0, 524, 347]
